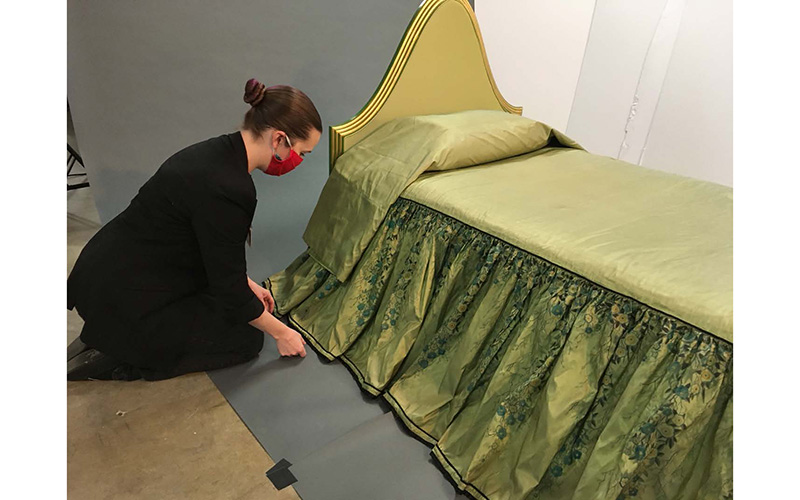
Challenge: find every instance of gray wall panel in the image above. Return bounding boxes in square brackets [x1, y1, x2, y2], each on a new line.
[68, 0, 426, 280]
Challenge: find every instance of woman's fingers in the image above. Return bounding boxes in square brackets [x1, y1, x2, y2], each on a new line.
[264, 291, 275, 313]
[276, 329, 306, 358]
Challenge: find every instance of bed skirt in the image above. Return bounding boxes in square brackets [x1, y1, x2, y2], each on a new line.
[266, 197, 732, 500]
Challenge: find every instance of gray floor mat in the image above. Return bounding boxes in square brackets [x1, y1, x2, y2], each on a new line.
[291, 412, 470, 500]
[209, 331, 387, 462]
[209, 327, 469, 499]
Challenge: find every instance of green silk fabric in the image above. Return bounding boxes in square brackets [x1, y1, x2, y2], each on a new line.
[303, 110, 581, 283]
[303, 110, 731, 342]
[403, 148, 733, 343]
[272, 111, 732, 498]
[268, 200, 732, 500]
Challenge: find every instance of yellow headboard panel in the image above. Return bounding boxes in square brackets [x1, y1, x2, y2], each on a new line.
[329, 0, 522, 170]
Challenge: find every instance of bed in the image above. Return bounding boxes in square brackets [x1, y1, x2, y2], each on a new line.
[264, 1, 733, 499]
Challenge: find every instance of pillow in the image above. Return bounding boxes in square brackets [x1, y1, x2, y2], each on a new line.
[304, 109, 582, 282]
[347, 109, 582, 173]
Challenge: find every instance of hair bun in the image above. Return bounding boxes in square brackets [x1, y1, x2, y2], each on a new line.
[244, 78, 266, 107]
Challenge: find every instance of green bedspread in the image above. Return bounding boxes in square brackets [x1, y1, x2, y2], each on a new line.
[304, 110, 731, 343]
[402, 148, 732, 343]
[268, 111, 733, 499]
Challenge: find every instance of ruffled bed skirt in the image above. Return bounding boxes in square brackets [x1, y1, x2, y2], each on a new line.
[267, 198, 732, 500]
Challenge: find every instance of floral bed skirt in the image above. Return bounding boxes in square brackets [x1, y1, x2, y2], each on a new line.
[267, 197, 732, 500]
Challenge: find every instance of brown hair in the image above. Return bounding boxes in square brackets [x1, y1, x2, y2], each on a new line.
[242, 79, 322, 142]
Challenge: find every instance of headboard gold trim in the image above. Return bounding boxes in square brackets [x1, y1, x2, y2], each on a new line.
[329, 0, 522, 170]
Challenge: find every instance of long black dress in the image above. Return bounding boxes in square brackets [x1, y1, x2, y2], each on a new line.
[68, 132, 266, 379]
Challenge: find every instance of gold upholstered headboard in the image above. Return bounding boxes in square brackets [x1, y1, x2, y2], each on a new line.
[328, 0, 522, 170]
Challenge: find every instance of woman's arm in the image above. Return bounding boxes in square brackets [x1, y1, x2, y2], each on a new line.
[247, 276, 275, 313]
[249, 308, 306, 357]
[190, 188, 306, 357]
[191, 194, 264, 324]
[246, 276, 306, 357]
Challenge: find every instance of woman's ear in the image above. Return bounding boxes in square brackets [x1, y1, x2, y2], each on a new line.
[269, 130, 289, 151]
[268, 129, 279, 150]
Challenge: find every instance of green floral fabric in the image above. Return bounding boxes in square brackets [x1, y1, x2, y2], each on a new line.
[267, 198, 732, 500]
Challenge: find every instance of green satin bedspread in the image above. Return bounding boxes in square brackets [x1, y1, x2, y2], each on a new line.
[402, 148, 733, 343]
[267, 198, 732, 500]
[303, 110, 731, 343]
[273, 110, 732, 498]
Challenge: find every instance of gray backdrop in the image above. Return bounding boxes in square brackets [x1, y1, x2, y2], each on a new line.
[68, 0, 473, 281]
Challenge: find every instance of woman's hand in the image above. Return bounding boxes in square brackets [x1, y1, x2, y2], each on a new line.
[245, 276, 305, 358]
[248, 305, 307, 358]
[273, 326, 307, 358]
[248, 277, 274, 314]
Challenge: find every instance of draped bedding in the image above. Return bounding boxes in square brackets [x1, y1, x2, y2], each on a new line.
[265, 111, 732, 500]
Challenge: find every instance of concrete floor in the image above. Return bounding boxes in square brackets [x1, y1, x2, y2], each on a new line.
[67, 184, 300, 500]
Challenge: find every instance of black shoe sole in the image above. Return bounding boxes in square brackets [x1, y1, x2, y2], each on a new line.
[67, 337, 90, 362]
[67, 349, 121, 381]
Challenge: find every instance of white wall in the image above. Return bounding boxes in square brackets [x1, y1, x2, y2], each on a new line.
[567, 0, 673, 158]
[475, 0, 596, 131]
[476, 0, 732, 187]
[640, 0, 732, 185]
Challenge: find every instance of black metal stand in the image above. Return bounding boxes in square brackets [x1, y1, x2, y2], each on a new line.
[67, 144, 90, 191]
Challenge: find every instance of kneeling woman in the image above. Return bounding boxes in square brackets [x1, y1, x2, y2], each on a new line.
[67, 79, 320, 381]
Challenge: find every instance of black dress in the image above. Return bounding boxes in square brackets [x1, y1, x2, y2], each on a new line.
[67, 132, 266, 379]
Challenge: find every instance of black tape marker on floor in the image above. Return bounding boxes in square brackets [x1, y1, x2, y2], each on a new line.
[266, 458, 297, 490]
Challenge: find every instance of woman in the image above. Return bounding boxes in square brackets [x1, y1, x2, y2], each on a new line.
[67, 79, 321, 381]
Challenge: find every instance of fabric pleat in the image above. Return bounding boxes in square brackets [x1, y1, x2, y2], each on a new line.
[267, 198, 732, 500]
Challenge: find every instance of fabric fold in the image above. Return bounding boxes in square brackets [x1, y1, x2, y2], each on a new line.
[268, 198, 732, 500]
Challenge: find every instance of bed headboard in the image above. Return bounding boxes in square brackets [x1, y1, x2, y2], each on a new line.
[328, 0, 522, 170]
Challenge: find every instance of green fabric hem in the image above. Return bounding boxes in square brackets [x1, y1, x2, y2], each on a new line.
[287, 308, 484, 499]
[285, 312, 336, 362]
[289, 308, 443, 443]
[432, 445, 490, 500]
[381, 390, 439, 445]
[287, 311, 386, 397]
[338, 353, 382, 397]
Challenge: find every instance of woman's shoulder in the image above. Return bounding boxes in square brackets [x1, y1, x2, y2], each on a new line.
[158, 133, 254, 206]
[162, 133, 238, 169]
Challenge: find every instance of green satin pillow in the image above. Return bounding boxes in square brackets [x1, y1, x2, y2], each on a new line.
[419, 109, 581, 170]
[347, 109, 582, 173]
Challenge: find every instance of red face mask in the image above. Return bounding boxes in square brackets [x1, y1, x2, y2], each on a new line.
[265, 133, 303, 176]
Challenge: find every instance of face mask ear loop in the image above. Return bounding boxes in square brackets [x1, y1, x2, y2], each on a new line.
[273, 132, 291, 162]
